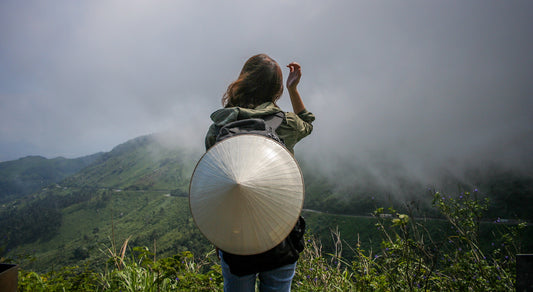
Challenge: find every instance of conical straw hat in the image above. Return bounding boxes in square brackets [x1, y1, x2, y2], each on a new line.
[189, 134, 304, 255]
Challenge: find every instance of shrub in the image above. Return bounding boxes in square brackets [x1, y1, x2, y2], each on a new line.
[18, 189, 525, 291]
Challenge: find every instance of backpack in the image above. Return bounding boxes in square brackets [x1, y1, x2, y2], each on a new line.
[215, 111, 285, 144]
[214, 112, 307, 276]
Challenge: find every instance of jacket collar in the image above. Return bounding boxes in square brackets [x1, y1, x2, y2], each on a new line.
[210, 102, 282, 126]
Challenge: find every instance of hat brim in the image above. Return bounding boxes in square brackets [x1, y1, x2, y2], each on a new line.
[189, 135, 304, 255]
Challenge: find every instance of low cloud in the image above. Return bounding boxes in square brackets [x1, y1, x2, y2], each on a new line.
[1, 0, 532, 191]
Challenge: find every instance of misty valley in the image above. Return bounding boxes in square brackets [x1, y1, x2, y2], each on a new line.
[1, 133, 532, 290]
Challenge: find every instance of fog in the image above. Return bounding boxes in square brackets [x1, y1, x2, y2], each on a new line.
[1, 1, 532, 191]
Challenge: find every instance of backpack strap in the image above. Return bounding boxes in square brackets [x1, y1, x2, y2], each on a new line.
[214, 111, 286, 144]
[262, 111, 285, 132]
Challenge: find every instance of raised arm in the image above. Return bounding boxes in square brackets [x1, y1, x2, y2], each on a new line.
[286, 62, 306, 114]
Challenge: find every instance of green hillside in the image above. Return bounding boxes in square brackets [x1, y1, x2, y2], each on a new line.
[1, 132, 532, 274]
[300, 158, 533, 221]
[0, 153, 103, 202]
[62, 135, 199, 194]
[3, 189, 210, 272]
[1, 134, 206, 272]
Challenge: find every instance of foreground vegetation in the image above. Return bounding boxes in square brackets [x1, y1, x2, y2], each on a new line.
[12, 190, 526, 291]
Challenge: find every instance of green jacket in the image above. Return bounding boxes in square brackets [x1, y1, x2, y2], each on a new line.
[205, 102, 315, 154]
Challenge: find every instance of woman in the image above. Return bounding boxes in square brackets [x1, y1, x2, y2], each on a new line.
[205, 54, 315, 291]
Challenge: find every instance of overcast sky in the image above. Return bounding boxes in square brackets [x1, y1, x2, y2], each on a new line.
[1, 1, 532, 182]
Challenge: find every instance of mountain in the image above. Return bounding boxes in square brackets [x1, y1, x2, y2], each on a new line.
[62, 134, 199, 194]
[0, 134, 206, 272]
[0, 153, 103, 202]
[1, 132, 532, 273]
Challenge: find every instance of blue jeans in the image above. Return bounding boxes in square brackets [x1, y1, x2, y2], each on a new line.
[220, 252, 297, 292]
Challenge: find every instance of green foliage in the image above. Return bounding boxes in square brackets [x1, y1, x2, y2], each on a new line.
[293, 232, 359, 291]
[20, 239, 223, 291]
[0, 199, 62, 249]
[0, 187, 110, 252]
[3, 189, 213, 273]
[354, 190, 520, 291]
[19, 264, 100, 291]
[17, 189, 525, 291]
[292, 189, 525, 291]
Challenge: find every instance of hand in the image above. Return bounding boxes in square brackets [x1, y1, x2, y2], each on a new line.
[286, 62, 302, 91]
[286, 62, 306, 113]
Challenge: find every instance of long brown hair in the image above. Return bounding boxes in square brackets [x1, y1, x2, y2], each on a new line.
[222, 54, 283, 108]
